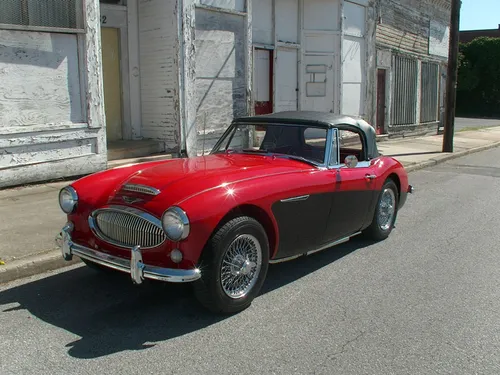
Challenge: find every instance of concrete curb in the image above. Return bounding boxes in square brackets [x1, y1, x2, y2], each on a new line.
[1, 140, 500, 286]
[0, 251, 80, 285]
[403, 140, 500, 173]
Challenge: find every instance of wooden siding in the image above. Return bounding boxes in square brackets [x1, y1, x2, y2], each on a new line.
[377, 24, 428, 55]
[138, 0, 180, 151]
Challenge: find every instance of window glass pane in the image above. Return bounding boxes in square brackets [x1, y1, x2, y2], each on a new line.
[214, 124, 328, 165]
[329, 129, 339, 166]
[0, 0, 81, 29]
[338, 129, 364, 163]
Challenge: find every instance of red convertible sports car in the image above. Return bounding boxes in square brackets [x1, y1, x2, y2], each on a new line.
[56, 111, 413, 313]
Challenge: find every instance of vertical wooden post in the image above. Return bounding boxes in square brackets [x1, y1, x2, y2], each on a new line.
[442, 0, 461, 152]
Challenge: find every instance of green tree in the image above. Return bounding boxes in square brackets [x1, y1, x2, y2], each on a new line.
[456, 37, 500, 117]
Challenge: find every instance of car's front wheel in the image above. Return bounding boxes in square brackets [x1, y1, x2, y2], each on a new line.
[363, 178, 399, 241]
[193, 216, 269, 314]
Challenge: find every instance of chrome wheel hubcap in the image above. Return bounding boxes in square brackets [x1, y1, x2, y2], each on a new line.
[378, 188, 396, 231]
[221, 234, 262, 299]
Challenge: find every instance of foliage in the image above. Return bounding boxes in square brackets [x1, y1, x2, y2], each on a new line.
[456, 37, 500, 117]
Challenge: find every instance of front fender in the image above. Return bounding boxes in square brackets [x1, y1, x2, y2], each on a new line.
[175, 179, 285, 264]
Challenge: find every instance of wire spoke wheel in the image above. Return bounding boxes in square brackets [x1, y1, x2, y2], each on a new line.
[220, 234, 262, 299]
[377, 188, 396, 231]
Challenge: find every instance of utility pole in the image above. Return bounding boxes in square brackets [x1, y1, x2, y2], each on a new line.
[442, 0, 462, 152]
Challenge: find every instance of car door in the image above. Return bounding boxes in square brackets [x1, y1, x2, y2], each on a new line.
[321, 128, 378, 244]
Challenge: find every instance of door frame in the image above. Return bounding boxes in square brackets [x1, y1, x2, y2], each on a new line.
[252, 47, 274, 115]
[376, 67, 390, 135]
[99, 3, 141, 141]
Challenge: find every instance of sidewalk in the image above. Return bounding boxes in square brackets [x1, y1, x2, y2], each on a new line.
[2, 126, 500, 284]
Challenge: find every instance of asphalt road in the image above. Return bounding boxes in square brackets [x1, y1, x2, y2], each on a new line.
[2, 147, 500, 375]
[455, 117, 500, 131]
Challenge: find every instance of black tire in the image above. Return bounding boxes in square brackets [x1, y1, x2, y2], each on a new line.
[363, 179, 399, 241]
[193, 216, 270, 314]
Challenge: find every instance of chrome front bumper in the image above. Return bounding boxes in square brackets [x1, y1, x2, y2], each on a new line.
[55, 224, 201, 284]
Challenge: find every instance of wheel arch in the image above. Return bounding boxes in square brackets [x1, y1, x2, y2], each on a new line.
[211, 204, 278, 259]
[387, 173, 401, 199]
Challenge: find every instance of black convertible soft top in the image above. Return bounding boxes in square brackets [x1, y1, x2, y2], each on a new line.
[233, 111, 380, 160]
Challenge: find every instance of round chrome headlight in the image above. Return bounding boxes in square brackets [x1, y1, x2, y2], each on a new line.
[161, 206, 190, 241]
[59, 186, 78, 214]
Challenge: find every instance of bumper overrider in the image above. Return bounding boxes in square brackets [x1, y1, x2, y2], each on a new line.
[55, 223, 201, 284]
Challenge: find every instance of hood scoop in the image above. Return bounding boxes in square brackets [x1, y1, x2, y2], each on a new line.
[122, 183, 161, 196]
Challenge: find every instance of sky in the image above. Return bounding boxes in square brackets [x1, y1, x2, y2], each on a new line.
[459, 0, 500, 31]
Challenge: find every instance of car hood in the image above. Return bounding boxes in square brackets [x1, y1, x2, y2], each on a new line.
[109, 153, 313, 207]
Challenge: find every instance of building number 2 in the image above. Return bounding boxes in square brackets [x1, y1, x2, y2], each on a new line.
[101, 16, 107, 24]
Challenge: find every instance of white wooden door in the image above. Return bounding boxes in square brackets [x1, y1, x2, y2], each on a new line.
[301, 54, 335, 112]
[275, 48, 298, 112]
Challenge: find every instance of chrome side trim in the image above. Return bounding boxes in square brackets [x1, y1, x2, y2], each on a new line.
[122, 184, 161, 196]
[56, 225, 201, 283]
[280, 195, 310, 203]
[269, 254, 302, 264]
[269, 232, 361, 264]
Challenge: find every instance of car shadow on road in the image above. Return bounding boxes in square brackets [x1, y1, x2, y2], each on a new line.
[0, 237, 374, 359]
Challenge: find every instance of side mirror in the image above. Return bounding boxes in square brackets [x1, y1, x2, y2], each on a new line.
[344, 155, 358, 168]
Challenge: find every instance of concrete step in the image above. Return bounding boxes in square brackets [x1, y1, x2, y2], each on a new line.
[107, 153, 174, 169]
[107, 140, 165, 161]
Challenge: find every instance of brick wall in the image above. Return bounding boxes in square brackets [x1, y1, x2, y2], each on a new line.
[138, 0, 180, 152]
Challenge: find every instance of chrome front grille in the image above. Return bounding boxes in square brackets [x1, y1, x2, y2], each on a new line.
[90, 206, 166, 249]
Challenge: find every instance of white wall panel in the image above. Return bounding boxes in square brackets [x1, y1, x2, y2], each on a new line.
[275, 48, 298, 111]
[302, 54, 335, 112]
[344, 1, 366, 37]
[304, 33, 337, 53]
[276, 0, 299, 43]
[138, 0, 180, 149]
[195, 9, 246, 153]
[342, 35, 366, 116]
[252, 0, 273, 45]
[254, 49, 271, 102]
[0, 30, 84, 129]
[303, 0, 339, 31]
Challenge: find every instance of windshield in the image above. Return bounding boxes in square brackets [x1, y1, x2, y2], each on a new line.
[211, 123, 328, 165]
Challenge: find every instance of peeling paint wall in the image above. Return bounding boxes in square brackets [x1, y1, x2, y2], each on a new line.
[138, 0, 180, 152]
[377, 0, 451, 57]
[375, 0, 451, 135]
[194, 7, 247, 154]
[0, 0, 107, 188]
[342, 0, 369, 118]
[0, 32, 84, 128]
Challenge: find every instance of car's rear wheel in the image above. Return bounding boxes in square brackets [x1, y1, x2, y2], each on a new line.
[363, 179, 399, 241]
[193, 216, 269, 314]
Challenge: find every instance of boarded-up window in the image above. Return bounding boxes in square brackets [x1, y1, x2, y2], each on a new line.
[420, 62, 439, 123]
[391, 55, 418, 126]
[0, 0, 83, 31]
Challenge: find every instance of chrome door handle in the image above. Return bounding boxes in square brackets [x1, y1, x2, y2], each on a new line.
[365, 174, 376, 180]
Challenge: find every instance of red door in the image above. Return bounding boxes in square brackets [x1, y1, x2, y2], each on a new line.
[254, 49, 273, 115]
[322, 166, 377, 243]
[376, 69, 387, 135]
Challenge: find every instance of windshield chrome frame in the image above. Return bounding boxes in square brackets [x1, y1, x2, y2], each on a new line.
[210, 121, 334, 168]
[325, 127, 340, 169]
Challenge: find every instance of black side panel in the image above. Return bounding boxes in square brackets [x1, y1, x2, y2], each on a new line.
[361, 189, 381, 230]
[322, 190, 376, 243]
[272, 193, 332, 259]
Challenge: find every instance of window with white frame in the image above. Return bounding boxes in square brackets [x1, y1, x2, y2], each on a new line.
[0, 0, 84, 31]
